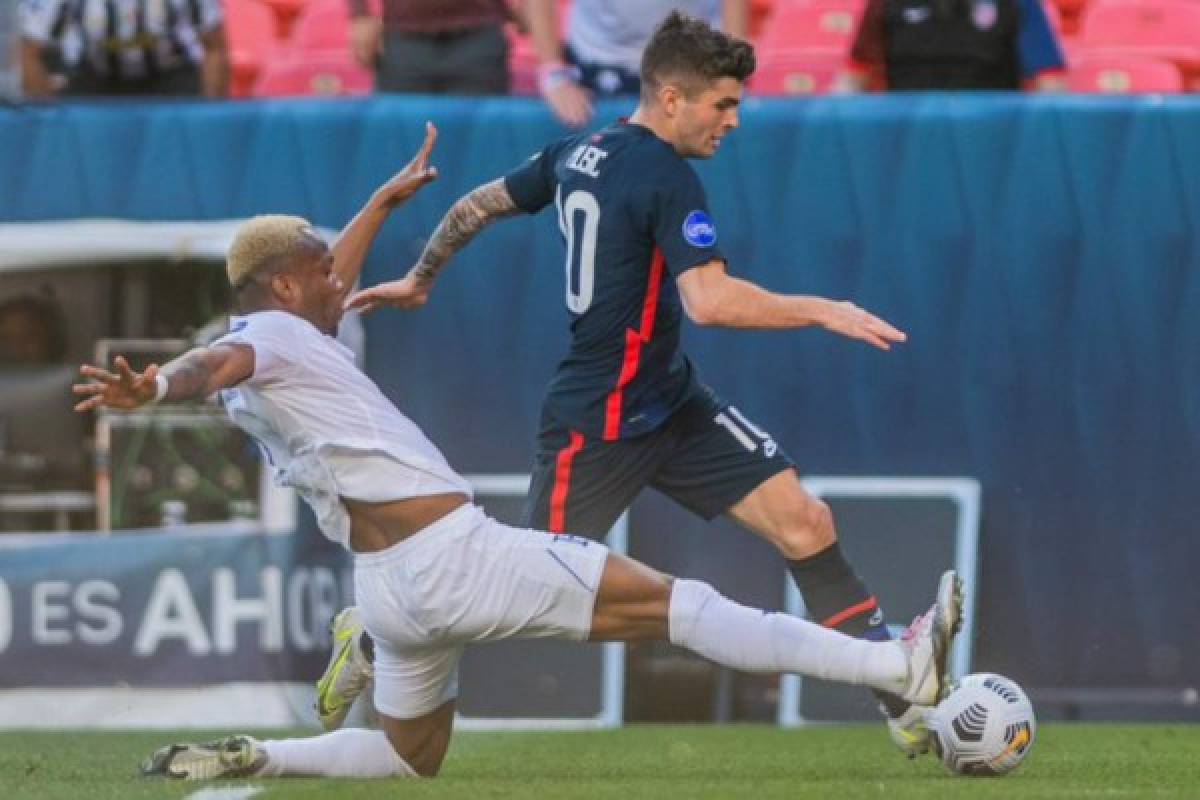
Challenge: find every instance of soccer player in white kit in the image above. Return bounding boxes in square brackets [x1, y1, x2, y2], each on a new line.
[74, 125, 962, 782]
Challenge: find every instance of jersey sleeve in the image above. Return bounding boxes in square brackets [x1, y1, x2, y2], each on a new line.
[212, 314, 295, 386]
[1015, 0, 1065, 79]
[650, 160, 724, 277]
[503, 138, 569, 214]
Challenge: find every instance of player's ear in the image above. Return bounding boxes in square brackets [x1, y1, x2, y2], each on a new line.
[269, 271, 297, 304]
[660, 83, 682, 116]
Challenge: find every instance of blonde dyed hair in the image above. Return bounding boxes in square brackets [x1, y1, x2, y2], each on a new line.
[226, 215, 320, 288]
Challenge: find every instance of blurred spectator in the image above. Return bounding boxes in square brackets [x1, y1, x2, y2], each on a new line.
[18, 0, 229, 98]
[526, 0, 748, 127]
[837, 0, 1065, 91]
[0, 293, 67, 366]
[348, 0, 515, 94]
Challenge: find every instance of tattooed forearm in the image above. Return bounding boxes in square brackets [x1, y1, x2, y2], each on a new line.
[411, 179, 521, 284]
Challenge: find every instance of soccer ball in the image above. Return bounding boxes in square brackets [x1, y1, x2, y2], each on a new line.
[929, 673, 1036, 776]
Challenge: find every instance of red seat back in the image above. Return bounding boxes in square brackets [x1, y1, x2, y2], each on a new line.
[1080, 0, 1200, 58]
[290, 0, 354, 53]
[750, 52, 841, 94]
[252, 53, 373, 96]
[758, 0, 865, 57]
[1065, 54, 1184, 92]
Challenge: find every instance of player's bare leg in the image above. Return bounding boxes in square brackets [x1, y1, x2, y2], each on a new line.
[379, 700, 456, 777]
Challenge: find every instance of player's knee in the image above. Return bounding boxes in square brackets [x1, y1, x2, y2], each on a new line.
[667, 578, 719, 645]
[773, 495, 836, 558]
[387, 735, 447, 778]
[383, 706, 454, 777]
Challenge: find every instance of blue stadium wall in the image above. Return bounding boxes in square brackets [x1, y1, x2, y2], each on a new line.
[3, 95, 1198, 693]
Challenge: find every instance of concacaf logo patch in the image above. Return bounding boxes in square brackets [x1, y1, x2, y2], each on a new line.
[682, 210, 717, 247]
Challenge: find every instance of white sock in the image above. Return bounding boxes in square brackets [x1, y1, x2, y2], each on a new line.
[258, 728, 417, 778]
[668, 578, 909, 694]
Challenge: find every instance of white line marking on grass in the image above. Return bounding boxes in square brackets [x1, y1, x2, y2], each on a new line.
[184, 787, 263, 800]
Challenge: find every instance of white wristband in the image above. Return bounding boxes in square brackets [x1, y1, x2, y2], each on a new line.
[151, 373, 169, 404]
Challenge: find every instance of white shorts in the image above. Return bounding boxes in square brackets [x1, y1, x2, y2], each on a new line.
[353, 503, 610, 719]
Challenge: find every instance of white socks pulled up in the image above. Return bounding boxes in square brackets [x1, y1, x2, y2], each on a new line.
[667, 578, 908, 695]
[259, 728, 417, 778]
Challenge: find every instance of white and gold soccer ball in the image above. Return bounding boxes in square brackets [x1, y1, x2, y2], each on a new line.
[929, 673, 1036, 776]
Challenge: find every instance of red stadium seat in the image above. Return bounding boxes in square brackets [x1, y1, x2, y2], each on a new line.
[750, 0, 776, 38]
[258, 0, 310, 37]
[1050, 0, 1090, 36]
[1079, 0, 1200, 86]
[289, 0, 378, 53]
[749, 53, 841, 94]
[1065, 54, 1184, 92]
[758, 0, 865, 58]
[252, 53, 373, 96]
[224, 0, 284, 98]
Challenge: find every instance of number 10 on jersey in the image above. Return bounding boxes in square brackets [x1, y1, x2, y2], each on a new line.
[556, 187, 600, 314]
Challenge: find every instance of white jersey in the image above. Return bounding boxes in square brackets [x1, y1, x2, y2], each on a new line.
[214, 310, 472, 549]
[20, 0, 222, 79]
[567, 0, 722, 73]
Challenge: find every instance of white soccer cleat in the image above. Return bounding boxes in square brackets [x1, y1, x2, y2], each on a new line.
[140, 734, 266, 780]
[315, 606, 374, 730]
[896, 569, 964, 708]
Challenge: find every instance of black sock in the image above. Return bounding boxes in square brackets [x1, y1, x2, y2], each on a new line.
[788, 541, 909, 718]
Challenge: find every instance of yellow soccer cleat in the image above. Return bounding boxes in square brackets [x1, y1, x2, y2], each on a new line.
[315, 606, 374, 730]
[887, 703, 934, 758]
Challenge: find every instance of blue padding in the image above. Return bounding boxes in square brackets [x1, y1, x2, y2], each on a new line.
[4, 94, 1199, 690]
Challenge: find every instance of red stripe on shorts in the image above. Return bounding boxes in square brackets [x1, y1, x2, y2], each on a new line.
[549, 430, 586, 533]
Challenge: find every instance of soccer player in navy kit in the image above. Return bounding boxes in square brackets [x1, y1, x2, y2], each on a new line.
[339, 11, 955, 756]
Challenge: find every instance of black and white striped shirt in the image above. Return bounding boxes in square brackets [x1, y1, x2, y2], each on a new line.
[20, 0, 223, 80]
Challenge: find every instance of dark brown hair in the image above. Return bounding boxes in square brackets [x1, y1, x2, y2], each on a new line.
[639, 10, 756, 100]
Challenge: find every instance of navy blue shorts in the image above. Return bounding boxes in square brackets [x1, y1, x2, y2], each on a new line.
[521, 388, 795, 539]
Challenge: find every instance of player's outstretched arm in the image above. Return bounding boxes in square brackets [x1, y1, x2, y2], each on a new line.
[73, 345, 254, 412]
[330, 122, 439, 300]
[676, 261, 907, 350]
[344, 178, 522, 314]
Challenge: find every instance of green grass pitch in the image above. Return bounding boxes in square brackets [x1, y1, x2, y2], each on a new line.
[2, 724, 1197, 799]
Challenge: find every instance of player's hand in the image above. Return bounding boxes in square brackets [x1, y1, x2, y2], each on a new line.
[73, 356, 160, 412]
[543, 80, 593, 129]
[375, 122, 439, 209]
[818, 300, 907, 351]
[344, 274, 431, 315]
[349, 16, 383, 68]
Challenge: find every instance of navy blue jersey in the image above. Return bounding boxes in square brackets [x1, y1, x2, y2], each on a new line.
[505, 121, 723, 441]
